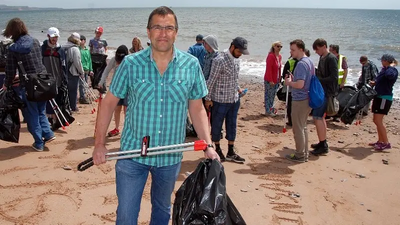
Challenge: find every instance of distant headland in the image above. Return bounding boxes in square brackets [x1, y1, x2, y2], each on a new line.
[0, 4, 62, 11]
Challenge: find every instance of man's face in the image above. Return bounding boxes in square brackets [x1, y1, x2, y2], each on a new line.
[204, 42, 213, 53]
[230, 46, 243, 58]
[290, 44, 301, 59]
[147, 14, 177, 53]
[314, 46, 325, 57]
[48, 35, 58, 45]
[95, 31, 102, 38]
[329, 46, 337, 55]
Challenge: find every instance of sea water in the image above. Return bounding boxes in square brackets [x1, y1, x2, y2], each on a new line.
[1, 7, 399, 97]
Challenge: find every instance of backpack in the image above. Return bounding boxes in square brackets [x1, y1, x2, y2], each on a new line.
[0, 40, 11, 69]
[301, 58, 325, 109]
[309, 75, 325, 109]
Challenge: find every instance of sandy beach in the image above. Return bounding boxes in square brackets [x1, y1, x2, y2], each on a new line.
[0, 75, 399, 225]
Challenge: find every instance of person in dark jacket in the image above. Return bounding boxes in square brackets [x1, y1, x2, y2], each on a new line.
[42, 27, 68, 128]
[310, 38, 338, 156]
[2, 18, 55, 151]
[369, 54, 398, 151]
[188, 34, 206, 69]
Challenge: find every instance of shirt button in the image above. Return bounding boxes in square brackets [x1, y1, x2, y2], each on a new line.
[142, 79, 145, 82]
[158, 131, 161, 133]
[178, 80, 181, 83]
[160, 115, 163, 117]
[161, 83, 163, 86]
[160, 99, 163, 102]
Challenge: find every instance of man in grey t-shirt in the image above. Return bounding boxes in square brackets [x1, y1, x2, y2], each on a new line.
[284, 39, 313, 162]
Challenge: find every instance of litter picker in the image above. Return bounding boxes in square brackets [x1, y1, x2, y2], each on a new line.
[49, 99, 69, 130]
[283, 86, 290, 133]
[77, 137, 208, 171]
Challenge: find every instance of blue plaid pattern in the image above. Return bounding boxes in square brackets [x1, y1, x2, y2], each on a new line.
[109, 47, 207, 167]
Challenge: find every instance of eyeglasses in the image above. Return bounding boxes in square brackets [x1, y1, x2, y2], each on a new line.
[149, 25, 177, 33]
[276, 45, 283, 48]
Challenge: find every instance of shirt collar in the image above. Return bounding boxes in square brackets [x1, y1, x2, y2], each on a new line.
[148, 45, 178, 63]
[225, 49, 235, 61]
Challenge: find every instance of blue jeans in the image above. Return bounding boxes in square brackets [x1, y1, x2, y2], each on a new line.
[20, 88, 54, 149]
[211, 100, 240, 142]
[115, 159, 181, 225]
[78, 73, 88, 100]
[264, 81, 279, 114]
[68, 75, 79, 111]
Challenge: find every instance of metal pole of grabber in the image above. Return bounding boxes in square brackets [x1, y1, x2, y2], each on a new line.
[49, 99, 66, 130]
[51, 99, 70, 126]
[77, 138, 208, 171]
[93, 93, 103, 138]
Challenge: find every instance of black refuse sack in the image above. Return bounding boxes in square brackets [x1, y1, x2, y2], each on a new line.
[90, 54, 108, 93]
[173, 159, 246, 225]
[336, 86, 357, 117]
[0, 89, 23, 143]
[51, 84, 75, 130]
[341, 85, 377, 124]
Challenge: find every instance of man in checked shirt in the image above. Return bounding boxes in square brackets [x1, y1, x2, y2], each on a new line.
[204, 37, 249, 163]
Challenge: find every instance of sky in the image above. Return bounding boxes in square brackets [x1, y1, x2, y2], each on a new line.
[0, 0, 400, 10]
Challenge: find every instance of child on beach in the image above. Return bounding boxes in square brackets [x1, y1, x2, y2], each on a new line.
[98, 45, 129, 137]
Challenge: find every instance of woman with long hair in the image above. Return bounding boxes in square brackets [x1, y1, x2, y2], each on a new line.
[99, 45, 131, 137]
[129, 37, 144, 54]
[2, 18, 55, 151]
[369, 54, 398, 151]
[264, 41, 282, 116]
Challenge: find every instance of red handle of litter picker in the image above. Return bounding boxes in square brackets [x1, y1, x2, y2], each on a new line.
[194, 140, 207, 151]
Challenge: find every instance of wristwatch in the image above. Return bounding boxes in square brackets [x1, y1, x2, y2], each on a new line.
[204, 143, 214, 152]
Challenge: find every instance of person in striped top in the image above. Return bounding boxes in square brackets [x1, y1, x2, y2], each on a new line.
[91, 6, 219, 225]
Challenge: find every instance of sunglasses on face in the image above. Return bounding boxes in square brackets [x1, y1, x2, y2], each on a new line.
[276, 45, 282, 48]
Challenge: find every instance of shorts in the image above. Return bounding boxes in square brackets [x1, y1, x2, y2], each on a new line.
[117, 98, 127, 106]
[372, 97, 392, 115]
[312, 97, 328, 120]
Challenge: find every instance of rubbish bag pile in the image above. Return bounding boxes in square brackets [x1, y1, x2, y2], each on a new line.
[0, 88, 24, 143]
[336, 86, 357, 117]
[340, 84, 377, 124]
[173, 159, 246, 225]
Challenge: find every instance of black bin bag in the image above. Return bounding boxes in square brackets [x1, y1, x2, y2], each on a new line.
[341, 84, 377, 124]
[173, 159, 246, 225]
[336, 86, 357, 117]
[0, 88, 24, 143]
[90, 53, 108, 93]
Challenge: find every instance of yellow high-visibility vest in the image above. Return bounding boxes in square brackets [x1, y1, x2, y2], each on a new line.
[338, 54, 346, 84]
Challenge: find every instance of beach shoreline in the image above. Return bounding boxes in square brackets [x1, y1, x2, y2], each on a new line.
[0, 75, 399, 225]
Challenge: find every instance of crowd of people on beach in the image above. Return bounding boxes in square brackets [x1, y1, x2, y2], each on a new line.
[0, 5, 399, 225]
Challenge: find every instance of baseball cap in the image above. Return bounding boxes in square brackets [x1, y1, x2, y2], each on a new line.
[95, 26, 104, 33]
[196, 34, 203, 41]
[47, 27, 60, 38]
[232, 37, 249, 55]
[72, 32, 80, 40]
[378, 54, 395, 63]
[80, 35, 86, 41]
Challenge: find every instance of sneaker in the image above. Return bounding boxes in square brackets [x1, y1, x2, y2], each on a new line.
[79, 98, 90, 104]
[226, 153, 245, 164]
[368, 141, 381, 147]
[44, 136, 56, 144]
[108, 128, 120, 137]
[310, 144, 329, 156]
[374, 143, 391, 151]
[216, 148, 226, 162]
[285, 154, 306, 163]
[32, 144, 44, 152]
[311, 142, 320, 149]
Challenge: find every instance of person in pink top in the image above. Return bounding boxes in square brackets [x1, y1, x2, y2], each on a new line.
[264, 41, 282, 116]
